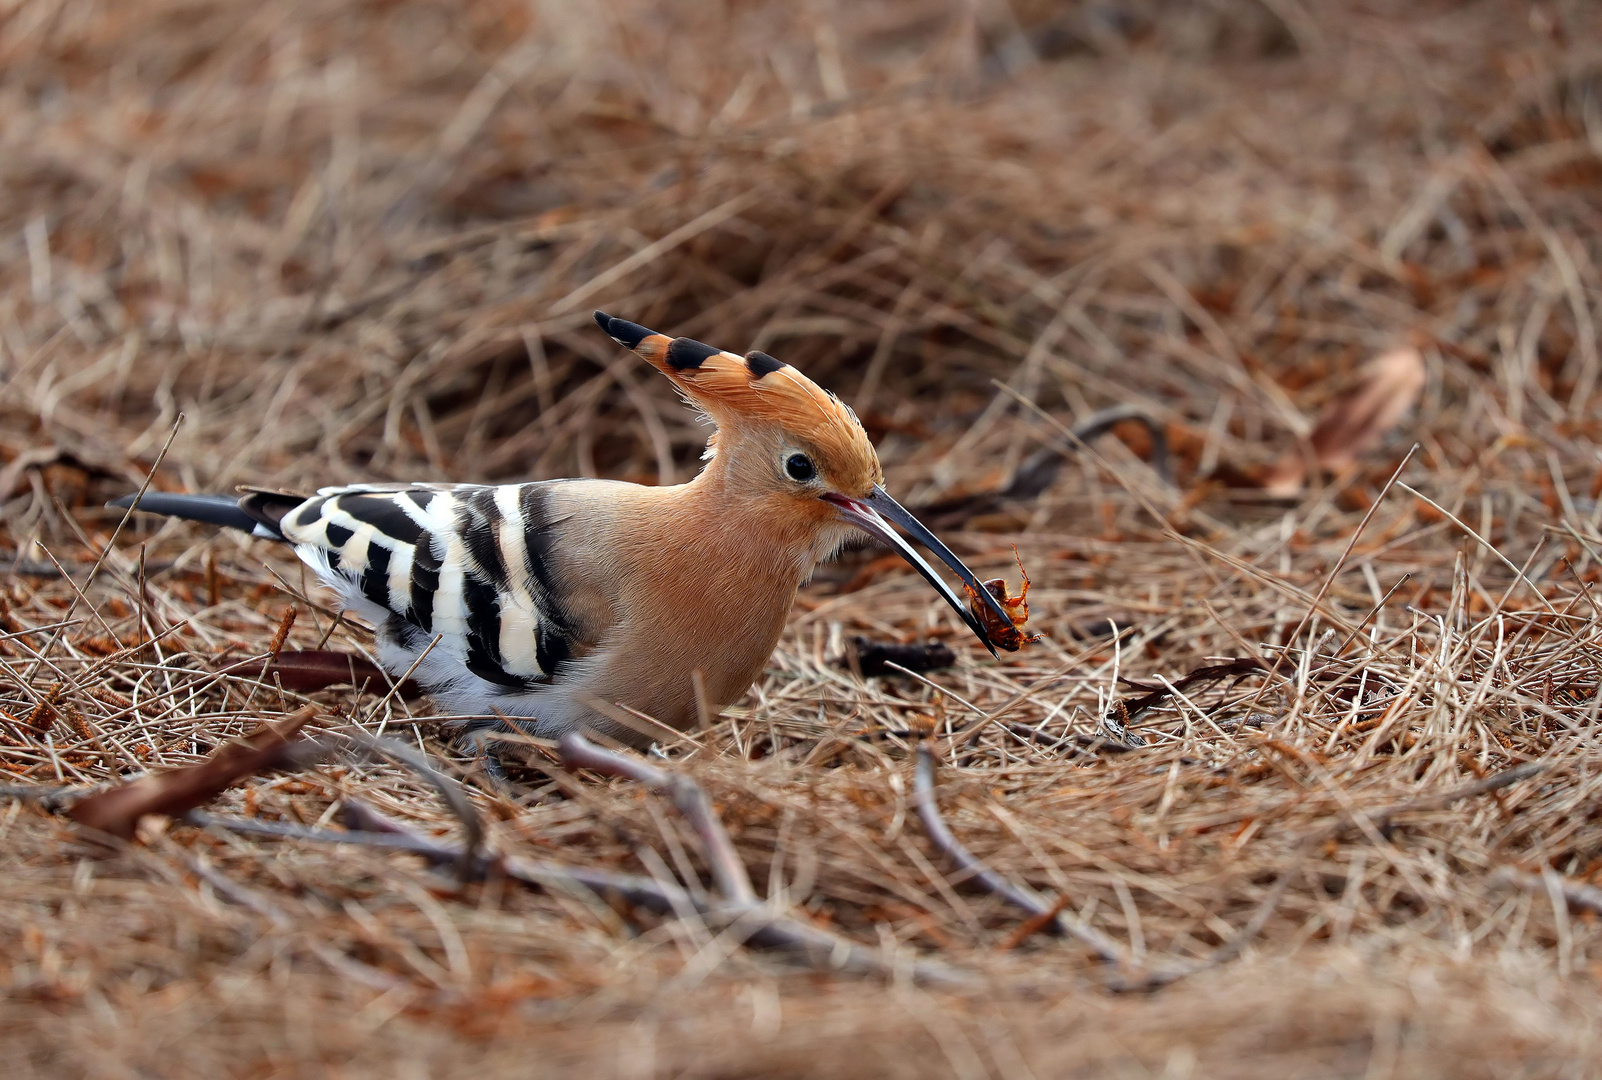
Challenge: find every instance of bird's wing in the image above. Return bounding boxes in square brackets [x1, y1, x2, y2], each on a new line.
[277, 483, 585, 690]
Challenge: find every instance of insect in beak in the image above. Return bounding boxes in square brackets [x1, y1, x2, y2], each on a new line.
[822, 485, 1016, 659]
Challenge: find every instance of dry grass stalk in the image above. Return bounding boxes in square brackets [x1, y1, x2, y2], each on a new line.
[5, 1, 1602, 1075]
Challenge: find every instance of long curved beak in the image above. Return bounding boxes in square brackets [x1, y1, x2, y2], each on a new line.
[823, 485, 1013, 659]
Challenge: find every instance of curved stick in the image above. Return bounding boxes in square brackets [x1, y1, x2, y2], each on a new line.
[560, 731, 755, 904]
[343, 731, 484, 882]
[560, 731, 963, 983]
[914, 743, 1132, 967]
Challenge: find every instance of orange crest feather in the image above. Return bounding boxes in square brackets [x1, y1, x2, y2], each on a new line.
[594, 311, 881, 494]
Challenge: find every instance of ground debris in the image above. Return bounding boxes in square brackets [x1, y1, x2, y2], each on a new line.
[1, 1, 1600, 1074]
[66, 706, 322, 840]
[838, 636, 957, 677]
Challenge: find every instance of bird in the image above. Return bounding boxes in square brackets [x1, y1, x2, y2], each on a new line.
[111, 311, 1015, 748]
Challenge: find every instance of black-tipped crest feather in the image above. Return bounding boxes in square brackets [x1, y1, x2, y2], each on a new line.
[593, 310, 654, 350]
[745, 351, 785, 378]
[665, 337, 721, 371]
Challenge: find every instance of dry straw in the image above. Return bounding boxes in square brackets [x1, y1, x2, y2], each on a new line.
[3, 1, 1602, 1076]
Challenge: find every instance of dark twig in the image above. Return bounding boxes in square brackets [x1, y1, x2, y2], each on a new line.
[186, 808, 700, 913]
[913, 405, 1171, 528]
[559, 731, 961, 982]
[913, 743, 1132, 967]
[560, 731, 754, 903]
[340, 730, 484, 881]
[1001, 723, 1137, 756]
[339, 796, 438, 847]
[1113, 657, 1269, 721]
[0, 782, 82, 813]
[189, 810, 467, 857]
[1366, 761, 1546, 835]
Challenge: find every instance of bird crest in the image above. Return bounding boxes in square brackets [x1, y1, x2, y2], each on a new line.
[594, 311, 881, 494]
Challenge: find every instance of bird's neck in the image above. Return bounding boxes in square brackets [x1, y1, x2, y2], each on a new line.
[573, 456, 846, 722]
[671, 454, 840, 578]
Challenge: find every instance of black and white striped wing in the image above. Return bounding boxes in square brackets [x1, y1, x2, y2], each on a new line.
[277, 483, 577, 691]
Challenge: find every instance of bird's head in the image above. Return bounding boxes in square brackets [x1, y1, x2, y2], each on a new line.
[594, 310, 1015, 657]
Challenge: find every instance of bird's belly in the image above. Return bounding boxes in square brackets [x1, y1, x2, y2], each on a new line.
[583, 583, 797, 734]
[370, 591, 787, 741]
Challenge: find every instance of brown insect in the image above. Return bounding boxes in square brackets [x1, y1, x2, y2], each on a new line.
[963, 549, 1039, 652]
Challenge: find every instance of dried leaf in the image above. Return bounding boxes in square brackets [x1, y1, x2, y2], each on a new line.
[231, 649, 422, 699]
[1263, 347, 1426, 496]
[67, 706, 320, 840]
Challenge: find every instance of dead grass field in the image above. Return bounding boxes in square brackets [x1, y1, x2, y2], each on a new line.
[5, 1, 1602, 1076]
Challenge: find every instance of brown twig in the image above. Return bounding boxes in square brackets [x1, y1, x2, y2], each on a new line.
[340, 730, 484, 881]
[559, 732, 962, 982]
[913, 743, 1135, 969]
[1494, 866, 1602, 916]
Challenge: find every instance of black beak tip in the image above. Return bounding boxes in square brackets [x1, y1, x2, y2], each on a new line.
[963, 610, 1002, 659]
[860, 483, 1015, 660]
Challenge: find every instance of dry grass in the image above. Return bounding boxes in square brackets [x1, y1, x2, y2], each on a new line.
[5, 0, 1602, 1075]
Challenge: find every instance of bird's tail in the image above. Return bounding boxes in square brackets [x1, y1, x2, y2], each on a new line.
[107, 490, 306, 540]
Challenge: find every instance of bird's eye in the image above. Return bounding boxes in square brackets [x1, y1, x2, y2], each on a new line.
[784, 453, 816, 483]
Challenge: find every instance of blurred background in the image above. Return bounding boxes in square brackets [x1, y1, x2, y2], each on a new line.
[6, 2, 1602, 1077]
[4, 0, 1597, 515]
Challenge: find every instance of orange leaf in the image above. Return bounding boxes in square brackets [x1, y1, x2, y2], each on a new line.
[1263, 347, 1425, 496]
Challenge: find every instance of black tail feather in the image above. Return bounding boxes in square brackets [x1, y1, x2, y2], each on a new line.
[238, 490, 308, 535]
[109, 492, 285, 538]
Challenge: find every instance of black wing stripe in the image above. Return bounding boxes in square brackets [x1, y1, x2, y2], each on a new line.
[516, 486, 581, 667]
[339, 493, 425, 546]
[460, 490, 510, 592]
[535, 623, 571, 678]
[462, 574, 538, 689]
[360, 542, 392, 610]
[517, 485, 567, 623]
[325, 522, 354, 549]
[386, 614, 428, 653]
[291, 499, 325, 530]
[410, 540, 440, 633]
[463, 574, 500, 664]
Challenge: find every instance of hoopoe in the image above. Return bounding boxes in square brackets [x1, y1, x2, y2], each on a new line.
[111, 312, 1015, 746]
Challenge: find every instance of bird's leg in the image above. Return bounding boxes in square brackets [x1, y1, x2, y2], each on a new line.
[455, 728, 511, 789]
[452, 715, 546, 790]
